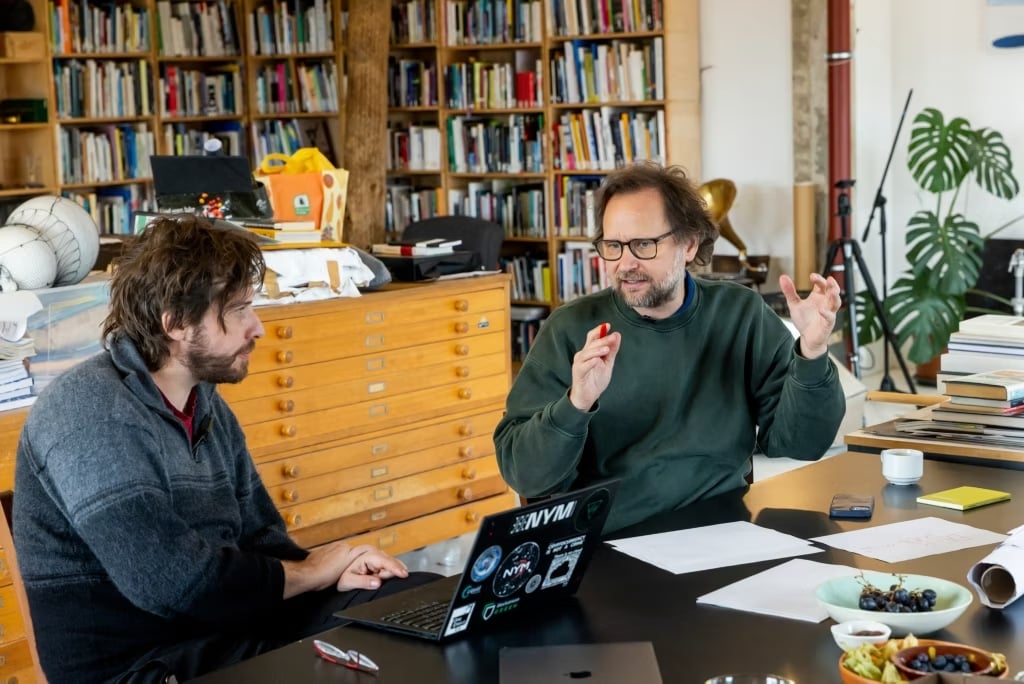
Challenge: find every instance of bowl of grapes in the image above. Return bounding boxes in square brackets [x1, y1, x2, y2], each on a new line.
[816, 571, 973, 636]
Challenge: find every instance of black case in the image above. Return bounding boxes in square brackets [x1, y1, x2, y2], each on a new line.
[829, 494, 875, 519]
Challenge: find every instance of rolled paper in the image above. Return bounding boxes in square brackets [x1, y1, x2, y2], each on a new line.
[793, 182, 817, 290]
[967, 525, 1024, 608]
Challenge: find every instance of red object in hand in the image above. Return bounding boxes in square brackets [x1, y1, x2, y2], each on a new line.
[599, 323, 610, 338]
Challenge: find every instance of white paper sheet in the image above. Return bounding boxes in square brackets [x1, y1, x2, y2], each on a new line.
[0, 291, 42, 341]
[811, 516, 1007, 563]
[608, 521, 822, 574]
[697, 558, 861, 622]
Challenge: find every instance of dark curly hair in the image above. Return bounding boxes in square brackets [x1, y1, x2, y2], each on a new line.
[594, 161, 719, 266]
[101, 215, 266, 370]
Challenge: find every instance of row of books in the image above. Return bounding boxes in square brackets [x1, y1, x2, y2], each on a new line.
[502, 255, 550, 302]
[549, 0, 663, 35]
[446, 113, 545, 174]
[936, 314, 1024, 390]
[388, 125, 443, 172]
[392, 0, 437, 44]
[385, 184, 442, 233]
[552, 38, 663, 105]
[444, 57, 543, 110]
[156, 0, 241, 57]
[64, 186, 154, 235]
[0, 360, 36, 414]
[160, 64, 242, 118]
[163, 121, 244, 157]
[50, 0, 150, 54]
[254, 61, 340, 115]
[552, 108, 667, 172]
[389, 58, 439, 108]
[58, 123, 157, 186]
[510, 306, 546, 363]
[55, 59, 153, 119]
[247, 0, 336, 56]
[445, 0, 543, 46]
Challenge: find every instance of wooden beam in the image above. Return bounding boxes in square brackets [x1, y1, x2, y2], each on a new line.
[343, 0, 390, 248]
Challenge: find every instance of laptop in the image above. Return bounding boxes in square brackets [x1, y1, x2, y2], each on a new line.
[336, 481, 618, 641]
[150, 154, 274, 225]
[499, 642, 663, 684]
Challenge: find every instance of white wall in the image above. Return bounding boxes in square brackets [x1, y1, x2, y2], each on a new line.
[700, 0, 1024, 292]
[699, 0, 794, 285]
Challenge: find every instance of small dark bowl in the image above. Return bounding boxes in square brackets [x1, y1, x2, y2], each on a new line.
[892, 641, 996, 679]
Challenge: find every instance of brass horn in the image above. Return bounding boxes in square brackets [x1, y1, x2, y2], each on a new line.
[697, 178, 766, 273]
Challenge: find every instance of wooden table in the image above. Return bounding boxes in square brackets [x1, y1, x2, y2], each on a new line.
[194, 451, 1024, 683]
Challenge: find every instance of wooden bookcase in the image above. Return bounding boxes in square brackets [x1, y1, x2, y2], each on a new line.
[384, 0, 701, 311]
[0, 0, 350, 234]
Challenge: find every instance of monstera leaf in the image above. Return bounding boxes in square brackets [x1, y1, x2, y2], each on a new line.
[907, 109, 975, 193]
[903, 210, 984, 295]
[972, 128, 1020, 200]
[884, 274, 967, 364]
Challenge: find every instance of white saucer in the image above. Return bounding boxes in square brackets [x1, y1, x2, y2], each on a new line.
[884, 476, 921, 486]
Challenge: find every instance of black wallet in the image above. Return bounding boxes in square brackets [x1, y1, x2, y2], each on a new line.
[829, 494, 875, 519]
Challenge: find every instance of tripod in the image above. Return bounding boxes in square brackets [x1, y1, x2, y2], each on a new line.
[823, 179, 917, 393]
[862, 89, 913, 391]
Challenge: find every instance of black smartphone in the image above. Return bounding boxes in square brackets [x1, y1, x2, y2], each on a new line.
[829, 494, 875, 519]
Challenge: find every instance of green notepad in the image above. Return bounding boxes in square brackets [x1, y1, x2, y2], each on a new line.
[916, 486, 1012, 511]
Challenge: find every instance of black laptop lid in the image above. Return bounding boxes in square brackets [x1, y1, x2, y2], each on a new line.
[436, 481, 617, 639]
[150, 154, 272, 220]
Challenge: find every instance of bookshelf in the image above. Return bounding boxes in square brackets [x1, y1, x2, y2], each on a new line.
[0, 0, 349, 234]
[384, 0, 701, 314]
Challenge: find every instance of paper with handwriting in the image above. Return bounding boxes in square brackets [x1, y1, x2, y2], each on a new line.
[811, 516, 1007, 563]
[697, 558, 861, 622]
[608, 521, 822, 574]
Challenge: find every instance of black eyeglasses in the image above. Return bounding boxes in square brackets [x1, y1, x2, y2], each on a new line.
[593, 231, 674, 261]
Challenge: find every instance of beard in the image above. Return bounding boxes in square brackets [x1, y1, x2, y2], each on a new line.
[185, 334, 255, 385]
[614, 247, 688, 309]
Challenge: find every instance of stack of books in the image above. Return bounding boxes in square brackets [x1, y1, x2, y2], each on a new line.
[0, 359, 35, 413]
[937, 315, 1024, 391]
[370, 238, 462, 257]
[893, 369, 1024, 447]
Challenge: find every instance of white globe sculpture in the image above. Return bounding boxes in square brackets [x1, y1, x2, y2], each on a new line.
[5, 195, 99, 286]
[0, 224, 58, 291]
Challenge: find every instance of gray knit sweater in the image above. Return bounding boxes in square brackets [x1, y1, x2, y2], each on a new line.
[13, 336, 307, 682]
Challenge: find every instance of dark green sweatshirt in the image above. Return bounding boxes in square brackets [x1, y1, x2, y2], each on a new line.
[494, 278, 845, 532]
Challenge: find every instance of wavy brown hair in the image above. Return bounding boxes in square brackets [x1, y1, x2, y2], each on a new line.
[594, 161, 719, 267]
[101, 215, 266, 371]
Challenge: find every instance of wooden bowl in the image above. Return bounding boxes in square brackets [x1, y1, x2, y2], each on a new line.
[838, 639, 1009, 682]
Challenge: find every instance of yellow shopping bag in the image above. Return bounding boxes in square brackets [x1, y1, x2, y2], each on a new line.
[256, 148, 350, 242]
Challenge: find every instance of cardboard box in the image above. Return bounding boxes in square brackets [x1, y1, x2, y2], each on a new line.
[0, 32, 45, 60]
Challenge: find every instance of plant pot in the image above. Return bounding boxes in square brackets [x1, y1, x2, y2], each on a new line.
[914, 353, 942, 386]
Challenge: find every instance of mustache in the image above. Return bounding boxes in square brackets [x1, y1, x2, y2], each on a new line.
[617, 271, 650, 282]
[237, 340, 256, 355]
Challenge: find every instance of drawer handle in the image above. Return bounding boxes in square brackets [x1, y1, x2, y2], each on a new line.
[465, 511, 479, 524]
[282, 489, 298, 502]
[454, 299, 469, 312]
[365, 334, 385, 348]
[378, 533, 397, 547]
[374, 486, 393, 501]
[276, 325, 293, 339]
[458, 387, 472, 400]
[0, 559, 6, 575]
[371, 466, 388, 478]
[365, 311, 385, 324]
[371, 443, 388, 456]
[455, 344, 469, 356]
[458, 424, 474, 437]
[454, 322, 469, 334]
[369, 403, 388, 418]
[282, 464, 301, 479]
[457, 487, 473, 501]
[276, 350, 293, 364]
[285, 513, 302, 527]
[278, 399, 295, 413]
[458, 445, 474, 459]
[366, 357, 385, 371]
[276, 375, 294, 388]
[371, 511, 387, 522]
[455, 365, 470, 378]
[280, 425, 297, 437]
[461, 467, 477, 480]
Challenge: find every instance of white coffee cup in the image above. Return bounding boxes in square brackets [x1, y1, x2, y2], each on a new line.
[880, 448, 924, 485]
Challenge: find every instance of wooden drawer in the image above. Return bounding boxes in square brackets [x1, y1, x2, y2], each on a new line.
[341, 491, 520, 557]
[0, 637, 34, 680]
[0, 409, 28, 493]
[245, 375, 508, 456]
[265, 433, 495, 505]
[222, 333, 507, 402]
[0, 549, 11, 588]
[231, 351, 506, 425]
[0, 586, 25, 645]
[291, 476, 511, 547]
[250, 289, 508, 374]
[280, 455, 500, 531]
[258, 408, 504, 479]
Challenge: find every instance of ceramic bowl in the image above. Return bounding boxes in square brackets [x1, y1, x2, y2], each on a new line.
[816, 571, 972, 636]
[830, 620, 892, 650]
[892, 640, 1002, 679]
[838, 639, 1008, 683]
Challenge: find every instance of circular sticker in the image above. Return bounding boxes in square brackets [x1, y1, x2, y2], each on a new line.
[575, 487, 612, 532]
[492, 542, 541, 598]
[525, 574, 542, 594]
[470, 545, 503, 582]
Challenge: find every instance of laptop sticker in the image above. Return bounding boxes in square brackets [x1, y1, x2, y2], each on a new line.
[493, 542, 540, 598]
[525, 575, 543, 593]
[443, 603, 476, 637]
[575, 487, 612, 532]
[470, 545, 503, 582]
[481, 598, 520, 621]
[542, 536, 585, 590]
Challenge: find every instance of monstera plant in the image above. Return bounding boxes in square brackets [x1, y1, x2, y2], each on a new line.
[859, 107, 1022, 364]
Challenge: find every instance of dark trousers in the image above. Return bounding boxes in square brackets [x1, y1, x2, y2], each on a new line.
[116, 572, 440, 684]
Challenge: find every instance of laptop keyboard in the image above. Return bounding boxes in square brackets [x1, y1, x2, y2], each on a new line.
[381, 601, 449, 632]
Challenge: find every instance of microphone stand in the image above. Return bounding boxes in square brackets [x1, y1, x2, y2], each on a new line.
[861, 88, 913, 392]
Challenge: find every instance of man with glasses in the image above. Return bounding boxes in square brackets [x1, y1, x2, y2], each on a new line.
[494, 162, 845, 532]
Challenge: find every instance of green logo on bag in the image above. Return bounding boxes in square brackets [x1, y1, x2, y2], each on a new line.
[293, 194, 311, 216]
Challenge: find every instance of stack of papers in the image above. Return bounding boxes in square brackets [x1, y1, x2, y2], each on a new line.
[811, 517, 1007, 563]
[608, 521, 822, 575]
[697, 558, 861, 622]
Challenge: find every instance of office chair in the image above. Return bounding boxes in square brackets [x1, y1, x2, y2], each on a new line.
[401, 215, 504, 271]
